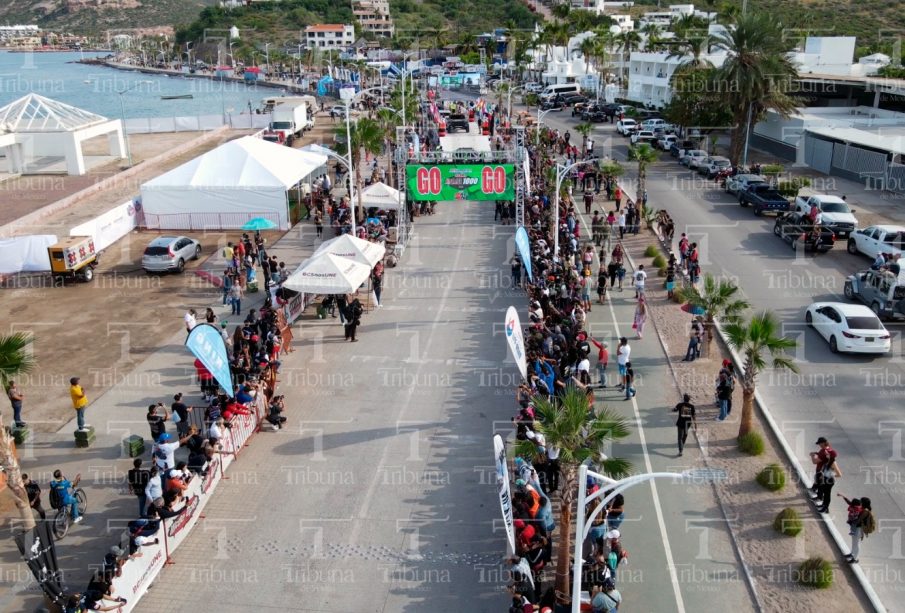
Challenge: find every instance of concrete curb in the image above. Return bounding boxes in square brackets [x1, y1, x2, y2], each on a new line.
[0, 126, 230, 238]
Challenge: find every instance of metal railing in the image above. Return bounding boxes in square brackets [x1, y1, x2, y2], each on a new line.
[141, 211, 281, 231]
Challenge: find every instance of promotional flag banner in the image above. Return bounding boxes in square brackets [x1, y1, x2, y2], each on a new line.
[515, 226, 533, 282]
[15, 521, 64, 605]
[185, 323, 233, 395]
[493, 434, 516, 555]
[504, 306, 528, 380]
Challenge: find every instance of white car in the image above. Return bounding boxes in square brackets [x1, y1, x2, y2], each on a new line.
[846, 225, 905, 260]
[725, 174, 767, 196]
[805, 302, 891, 354]
[616, 119, 637, 136]
[682, 150, 708, 168]
[524, 82, 544, 93]
[630, 130, 656, 144]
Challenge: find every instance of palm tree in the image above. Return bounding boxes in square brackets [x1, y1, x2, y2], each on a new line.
[724, 312, 799, 437]
[551, 2, 571, 21]
[640, 23, 663, 52]
[676, 274, 750, 357]
[335, 117, 385, 221]
[671, 13, 709, 39]
[626, 144, 659, 211]
[667, 36, 713, 71]
[711, 13, 799, 164]
[0, 333, 37, 532]
[514, 386, 632, 599]
[617, 30, 642, 84]
[574, 121, 594, 156]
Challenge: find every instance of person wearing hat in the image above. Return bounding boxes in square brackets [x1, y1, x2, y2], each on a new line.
[152, 430, 192, 472]
[69, 376, 89, 431]
[673, 394, 697, 456]
[591, 577, 622, 613]
[810, 437, 841, 514]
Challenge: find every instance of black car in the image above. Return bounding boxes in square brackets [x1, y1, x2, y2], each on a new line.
[540, 99, 564, 111]
[559, 93, 588, 107]
[447, 113, 469, 133]
[670, 140, 694, 158]
[773, 212, 836, 253]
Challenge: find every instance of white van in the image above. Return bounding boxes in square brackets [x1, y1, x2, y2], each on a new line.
[540, 83, 581, 100]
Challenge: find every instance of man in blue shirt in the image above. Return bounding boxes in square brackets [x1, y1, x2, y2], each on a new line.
[50, 469, 82, 524]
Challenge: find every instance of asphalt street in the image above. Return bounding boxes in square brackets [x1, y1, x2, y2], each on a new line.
[539, 106, 905, 609]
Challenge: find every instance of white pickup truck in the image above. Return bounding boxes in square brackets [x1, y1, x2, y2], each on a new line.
[793, 194, 858, 239]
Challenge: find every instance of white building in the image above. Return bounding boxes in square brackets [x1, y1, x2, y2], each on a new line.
[353, 0, 394, 38]
[609, 15, 635, 33]
[304, 24, 355, 50]
[626, 49, 727, 108]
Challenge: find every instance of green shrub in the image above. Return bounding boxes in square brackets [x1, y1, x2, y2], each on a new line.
[652, 254, 666, 269]
[761, 163, 784, 176]
[776, 177, 812, 198]
[798, 557, 834, 589]
[756, 463, 786, 492]
[773, 508, 803, 536]
[644, 245, 659, 257]
[738, 431, 765, 456]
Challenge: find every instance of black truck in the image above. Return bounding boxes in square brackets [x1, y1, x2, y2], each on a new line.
[773, 212, 836, 253]
[738, 183, 791, 216]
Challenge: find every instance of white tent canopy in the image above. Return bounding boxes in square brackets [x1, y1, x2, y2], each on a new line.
[313, 234, 385, 267]
[360, 181, 402, 210]
[282, 252, 371, 295]
[140, 136, 327, 230]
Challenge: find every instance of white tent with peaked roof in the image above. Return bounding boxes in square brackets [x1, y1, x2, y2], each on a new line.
[0, 93, 125, 176]
[282, 252, 372, 295]
[140, 136, 327, 230]
[359, 181, 402, 210]
[313, 234, 385, 267]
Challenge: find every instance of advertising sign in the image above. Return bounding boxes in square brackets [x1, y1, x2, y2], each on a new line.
[185, 323, 233, 396]
[514, 227, 532, 283]
[493, 434, 516, 555]
[504, 306, 528, 380]
[406, 164, 515, 201]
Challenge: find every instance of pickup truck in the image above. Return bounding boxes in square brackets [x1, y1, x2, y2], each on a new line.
[793, 194, 858, 238]
[846, 224, 905, 260]
[773, 212, 836, 253]
[724, 173, 766, 196]
[738, 183, 790, 215]
[844, 268, 905, 320]
[447, 113, 469, 133]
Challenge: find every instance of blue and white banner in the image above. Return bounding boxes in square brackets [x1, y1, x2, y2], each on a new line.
[494, 434, 516, 555]
[185, 323, 232, 395]
[505, 306, 528, 380]
[515, 226, 532, 282]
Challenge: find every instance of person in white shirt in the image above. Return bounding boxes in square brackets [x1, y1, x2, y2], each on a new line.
[144, 466, 163, 511]
[617, 212, 627, 239]
[184, 309, 197, 333]
[633, 264, 647, 299]
[616, 337, 631, 389]
[152, 432, 190, 471]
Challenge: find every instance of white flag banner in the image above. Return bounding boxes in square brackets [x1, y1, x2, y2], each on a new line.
[494, 434, 516, 555]
[504, 306, 528, 380]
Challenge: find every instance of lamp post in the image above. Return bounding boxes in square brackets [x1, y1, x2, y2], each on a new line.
[264, 42, 270, 75]
[117, 80, 152, 168]
[553, 158, 598, 255]
[536, 108, 554, 146]
[570, 464, 726, 613]
[400, 51, 419, 127]
[506, 84, 526, 119]
[297, 43, 303, 81]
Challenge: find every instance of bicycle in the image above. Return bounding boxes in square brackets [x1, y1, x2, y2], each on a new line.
[52, 488, 87, 539]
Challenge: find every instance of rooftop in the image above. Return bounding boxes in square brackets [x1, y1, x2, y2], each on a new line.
[0, 93, 108, 133]
[305, 24, 352, 33]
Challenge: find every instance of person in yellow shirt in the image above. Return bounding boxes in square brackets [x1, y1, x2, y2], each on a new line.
[69, 376, 89, 431]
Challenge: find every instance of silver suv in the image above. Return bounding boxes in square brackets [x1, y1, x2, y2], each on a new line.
[142, 236, 201, 273]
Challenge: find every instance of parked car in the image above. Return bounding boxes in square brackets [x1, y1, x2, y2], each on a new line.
[724, 173, 766, 196]
[640, 118, 668, 131]
[805, 302, 891, 354]
[739, 183, 791, 215]
[630, 130, 657, 145]
[572, 102, 591, 117]
[616, 119, 638, 136]
[846, 225, 905, 260]
[540, 99, 564, 111]
[142, 236, 202, 273]
[656, 134, 678, 150]
[793, 194, 858, 238]
[330, 105, 349, 118]
[773, 212, 836, 253]
[702, 156, 732, 178]
[844, 268, 905, 320]
[524, 82, 544, 93]
[682, 150, 708, 169]
[670, 140, 695, 158]
[559, 93, 588, 107]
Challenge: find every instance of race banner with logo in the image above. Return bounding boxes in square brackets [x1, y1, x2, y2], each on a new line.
[185, 323, 233, 396]
[504, 306, 528, 380]
[493, 434, 516, 555]
[514, 227, 532, 283]
[14, 521, 64, 605]
[406, 164, 515, 201]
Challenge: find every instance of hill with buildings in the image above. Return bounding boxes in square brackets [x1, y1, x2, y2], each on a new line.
[0, 0, 215, 35]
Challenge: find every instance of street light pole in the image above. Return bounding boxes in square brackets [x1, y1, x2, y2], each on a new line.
[553, 157, 598, 255]
[116, 80, 152, 168]
[536, 108, 553, 146]
[264, 42, 270, 74]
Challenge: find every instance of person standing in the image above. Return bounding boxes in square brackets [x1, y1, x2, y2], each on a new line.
[221, 270, 233, 306]
[171, 393, 192, 437]
[617, 211, 626, 239]
[511, 255, 522, 289]
[613, 186, 622, 211]
[583, 191, 593, 215]
[6, 380, 25, 428]
[21, 474, 45, 520]
[715, 373, 732, 421]
[372, 262, 384, 308]
[589, 337, 608, 387]
[810, 437, 841, 514]
[633, 265, 647, 299]
[673, 394, 696, 456]
[228, 282, 244, 316]
[184, 309, 197, 333]
[314, 209, 324, 238]
[839, 495, 874, 563]
[146, 403, 168, 442]
[127, 459, 150, 518]
[623, 362, 635, 400]
[69, 376, 89, 431]
[343, 296, 363, 342]
[616, 338, 630, 391]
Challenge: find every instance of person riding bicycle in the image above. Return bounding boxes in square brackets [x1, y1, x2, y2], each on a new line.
[50, 470, 83, 524]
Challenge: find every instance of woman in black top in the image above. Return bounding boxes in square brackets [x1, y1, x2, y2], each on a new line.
[673, 394, 697, 456]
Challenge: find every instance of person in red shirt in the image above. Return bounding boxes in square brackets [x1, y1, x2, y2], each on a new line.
[589, 337, 609, 387]
[222, 399, 251, 422]
[193, 359, 216, 401]
[810, 437, 841, 513]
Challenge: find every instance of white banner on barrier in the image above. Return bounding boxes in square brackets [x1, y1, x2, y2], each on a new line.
[70, 200, 141, 252]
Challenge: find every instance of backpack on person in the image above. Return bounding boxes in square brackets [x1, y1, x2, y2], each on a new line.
[861, 509, 877, 536]
[48, 485, 64, 510]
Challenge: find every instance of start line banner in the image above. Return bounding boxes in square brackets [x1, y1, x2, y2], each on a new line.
[406, 164, 515, 201]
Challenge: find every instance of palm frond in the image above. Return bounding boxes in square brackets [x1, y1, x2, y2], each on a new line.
[0, 333, 35, 388]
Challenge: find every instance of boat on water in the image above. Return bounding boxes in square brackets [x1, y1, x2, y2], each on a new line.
[160, 94, 194, 100]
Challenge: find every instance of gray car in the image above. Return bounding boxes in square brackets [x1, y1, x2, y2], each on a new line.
[142, 236, 201, 273]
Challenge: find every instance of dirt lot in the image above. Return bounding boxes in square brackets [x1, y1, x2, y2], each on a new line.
[0, 228, 284, 433]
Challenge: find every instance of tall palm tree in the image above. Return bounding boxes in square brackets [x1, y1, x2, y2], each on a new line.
[335, 117, 385, 221]
[640, 23, 663, 52]
[574, 121, 595, 155]
[617, 30, 642, 84]
[514, 386, 632, 600]
[551, 2, 571, 21]
[711, 13, 798, 164]
[626, 143, 659, 210]
[676, 274, 750, 357]
[667, 36, 713, 71]
[671, 13, 709, 40]
[0, 333, 37, 532]
[724, 312, 798, 437]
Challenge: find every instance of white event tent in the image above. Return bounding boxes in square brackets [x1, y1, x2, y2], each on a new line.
[140, 136, 327, 230]
[282, 252, 372, 295]
[359, 181, 402, 210]
[313, 234, 385, 267]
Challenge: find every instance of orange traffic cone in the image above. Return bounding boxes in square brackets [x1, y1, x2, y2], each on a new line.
[482, 117, 490, 136]
[469, 109, 475, 122]
[439, 119, 447, 137]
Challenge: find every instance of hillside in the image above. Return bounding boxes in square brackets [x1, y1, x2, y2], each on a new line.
[0, 0, 214, 35]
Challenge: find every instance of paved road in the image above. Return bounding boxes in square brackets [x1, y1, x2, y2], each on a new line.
[536, 106, 905, 609]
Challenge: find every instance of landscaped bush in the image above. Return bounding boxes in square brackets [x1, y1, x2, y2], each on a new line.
[773, 508, 803, 536]
[756, 463, 786, 492]
[738, 431, 765, 456]
[776, 177, 812, 198]
[644, 245, 659, 257]
[798, 557, 834, 589]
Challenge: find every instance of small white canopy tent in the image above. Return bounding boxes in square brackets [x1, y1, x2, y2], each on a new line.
[0, 93, 126, 176]
[313, 234, 384, 267]
[140, 136, 327, 230]
[359, 181, 402, 210]
[282, 253, 371, 295]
